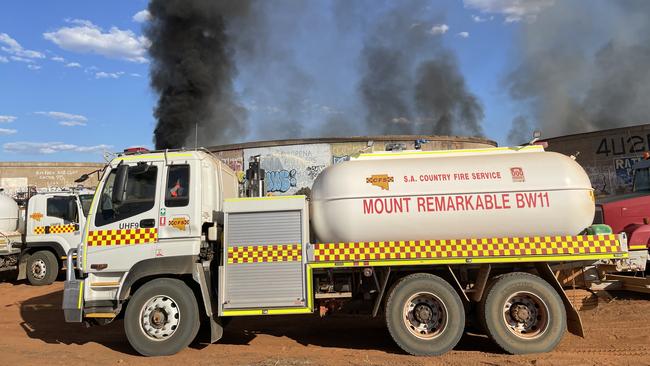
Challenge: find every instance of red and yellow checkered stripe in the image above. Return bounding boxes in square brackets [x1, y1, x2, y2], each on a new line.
[33, 224, 78, 235]
[228, 244, 302, 264]
[313, 235, 621, 262]
[87, 228, 158, 246]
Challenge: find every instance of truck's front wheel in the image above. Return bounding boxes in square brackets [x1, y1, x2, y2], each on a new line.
[481, 272, 566, 354]
[26, 250, 58, 286]
[385, 273, 465, 356]
[124, 278, 200, 356]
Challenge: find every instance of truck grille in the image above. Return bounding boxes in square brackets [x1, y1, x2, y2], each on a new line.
[593, 206, 604, 225]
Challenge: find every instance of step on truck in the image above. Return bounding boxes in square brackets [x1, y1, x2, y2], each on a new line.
[62, 145, 641, 356]
[0, 191, 93, 285]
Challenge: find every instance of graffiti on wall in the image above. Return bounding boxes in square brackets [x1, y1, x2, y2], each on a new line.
[332, 155, 350, 164]
[266, 169, 297, 193]
[213, 150, 244, 173]
[613, 157, 641, 188]
[596, 134, 650, 157]
[244, 144, 332, 195]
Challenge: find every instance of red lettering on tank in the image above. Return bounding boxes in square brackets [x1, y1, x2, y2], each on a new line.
[363, 199, 374, 214]
[455, 195, 465, 210]
[502, 193, 511, 209]
[434, 196, 445, 211]
[417, 197, 426, 212]
[464, 195, 475, 210]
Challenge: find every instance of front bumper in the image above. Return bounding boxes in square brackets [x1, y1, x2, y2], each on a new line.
[62, 248, 83, 323]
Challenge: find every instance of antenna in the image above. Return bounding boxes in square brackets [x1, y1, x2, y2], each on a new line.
[194, 123, 198, 150]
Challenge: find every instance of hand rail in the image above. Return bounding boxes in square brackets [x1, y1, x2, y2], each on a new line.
[66, 248, 77, 282]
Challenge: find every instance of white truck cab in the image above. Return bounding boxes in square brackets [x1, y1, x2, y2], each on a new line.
[0, 191, 93, 285]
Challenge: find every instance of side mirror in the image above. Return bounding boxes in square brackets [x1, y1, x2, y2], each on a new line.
[112, 164, 129, 207]
[75, 174, 89, 183]
[67, 198, 78, 223]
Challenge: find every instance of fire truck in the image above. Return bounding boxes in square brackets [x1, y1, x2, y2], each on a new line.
[0, 191, 93, 285]
[62, 145, 643, 357]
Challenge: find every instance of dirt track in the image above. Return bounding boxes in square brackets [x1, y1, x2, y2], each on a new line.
[1, 278, 649, 366]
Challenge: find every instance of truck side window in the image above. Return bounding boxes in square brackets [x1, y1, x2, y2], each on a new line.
[95, 166, 158, 227]
[165, 165, 190, 207]
[47, 196, 78, 223]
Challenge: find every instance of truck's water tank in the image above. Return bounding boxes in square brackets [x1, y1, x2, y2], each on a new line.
[0, 193, 19, 232]
[310, 146, 595, 243]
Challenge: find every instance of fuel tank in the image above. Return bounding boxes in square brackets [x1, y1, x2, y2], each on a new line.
[0, 193, 19, 232]
[310, 146, 595, 243]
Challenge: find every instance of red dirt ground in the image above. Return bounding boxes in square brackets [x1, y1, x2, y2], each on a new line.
[1, 278, 649, 366]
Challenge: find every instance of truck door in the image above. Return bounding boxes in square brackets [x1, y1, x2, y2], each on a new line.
[85, 162, 162, 272]
[158, 164, 193, 240]
[28, 195, 82, 252]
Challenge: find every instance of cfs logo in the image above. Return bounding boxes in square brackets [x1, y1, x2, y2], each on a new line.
[510, 167, 525, 182]
[169, 217, 190, 231]
[366, 174, 394, 190]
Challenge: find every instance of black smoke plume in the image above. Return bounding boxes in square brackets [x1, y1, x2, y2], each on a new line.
[357, 1, 483, 136]
[147, 0, 250, 149]
[506, 0, 650, 138]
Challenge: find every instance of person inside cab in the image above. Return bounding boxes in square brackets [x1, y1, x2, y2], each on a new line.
[169, 179, 186, 198]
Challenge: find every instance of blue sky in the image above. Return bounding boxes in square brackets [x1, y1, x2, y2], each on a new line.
[0, 0, 549, 162]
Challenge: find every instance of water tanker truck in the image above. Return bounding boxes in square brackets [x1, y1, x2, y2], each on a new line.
[62, 145, 643, 356]
[0, 191, 93, 285]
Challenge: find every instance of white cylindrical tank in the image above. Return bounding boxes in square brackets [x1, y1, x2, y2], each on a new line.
[310, 146, 595, 243]
[0, 193, 19, 232]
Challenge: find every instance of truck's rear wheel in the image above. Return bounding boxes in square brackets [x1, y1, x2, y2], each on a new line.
[481, 272, 566, 354]
[385, 273, 465, 356]
[26, 250, 58, 286]
[124, 278, 200, 356]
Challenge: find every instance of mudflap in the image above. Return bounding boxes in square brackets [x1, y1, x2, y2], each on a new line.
[62, 279, 83, 323]
[16, 252, 28, 280]
[209, 315, 224, 343]
[535, 263, 584, 337]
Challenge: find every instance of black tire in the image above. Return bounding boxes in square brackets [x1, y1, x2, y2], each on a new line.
[26, 250, 58, 286]
[482, 272, 566, 354]
[124, 278, 200, 356]
[385, 273, 465, 356]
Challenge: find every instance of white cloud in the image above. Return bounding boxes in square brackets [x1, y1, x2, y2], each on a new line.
[43, 20, 150, 63]
[35, 111, 88, 122]
[0, 128, 17, 135]
[429, 24, 449, 35]
[10, 56, 34, 63]
[65, 62, 81, 68]
[132, 10, 151, 23]
[0, 115, 17, 123]
[471, 14, 487, 22]
[51, 56, 65, 62]
[464, 0, 555, 22]
[59, 120, 87, 127]
[130, 73, 142, 77]
[95, 71, 124, 79]
[0, 33, 45, 59]
[3, 141, 111, 154]
[0, 56, 7, 63]
[27, 64, 41, 70]
[458, 32, 470, 38]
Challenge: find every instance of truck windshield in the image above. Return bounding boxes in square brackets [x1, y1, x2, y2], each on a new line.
[78, 194, 94, 217]
[634, 168, 650, 192]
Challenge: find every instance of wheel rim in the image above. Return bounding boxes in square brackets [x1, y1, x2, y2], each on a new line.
[403, 291, 448, 339]
[139, 295, 181, 341]
[31, 259, 46, 280]
[502, 291, 549, 339]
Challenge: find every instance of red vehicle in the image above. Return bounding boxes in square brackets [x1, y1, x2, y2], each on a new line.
[594, 159, 650, 249]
